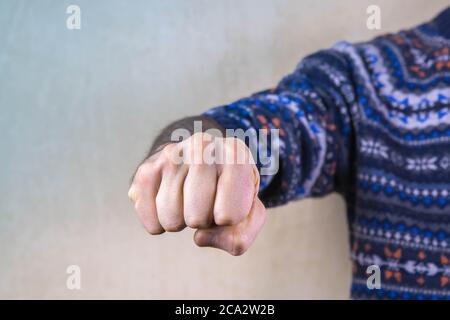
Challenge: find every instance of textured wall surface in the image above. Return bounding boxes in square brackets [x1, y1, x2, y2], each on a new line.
[1, 0, 448, 299]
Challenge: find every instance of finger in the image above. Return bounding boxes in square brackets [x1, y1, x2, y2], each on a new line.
[214, 161, 258, 226]
[155, 147, 189, 232]
[129, 162, 164, 235]
[194, 197, 266, 256]
[213, 138, 259, 226]
[183, 163, 217, 228]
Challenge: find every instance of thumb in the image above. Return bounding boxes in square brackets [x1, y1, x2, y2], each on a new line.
[193, 197, 266, 256]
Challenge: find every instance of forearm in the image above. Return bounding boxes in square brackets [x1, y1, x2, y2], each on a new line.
[203, 49, 356, 206]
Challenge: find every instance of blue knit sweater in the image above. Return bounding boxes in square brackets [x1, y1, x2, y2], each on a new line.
[204, 7, 450, 299]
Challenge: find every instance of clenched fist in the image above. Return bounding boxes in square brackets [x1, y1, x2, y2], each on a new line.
[128, 133, 266, 256]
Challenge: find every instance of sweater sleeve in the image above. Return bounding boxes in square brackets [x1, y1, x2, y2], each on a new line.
[203, 48, 357, 208]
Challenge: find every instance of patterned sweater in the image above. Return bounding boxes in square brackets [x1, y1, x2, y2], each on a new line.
[203, 7, 450, 299]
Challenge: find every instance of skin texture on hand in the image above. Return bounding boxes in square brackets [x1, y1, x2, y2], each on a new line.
[128, 133, 266, 256]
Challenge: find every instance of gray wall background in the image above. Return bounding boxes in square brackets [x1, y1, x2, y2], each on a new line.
[1, 0, 448, 299]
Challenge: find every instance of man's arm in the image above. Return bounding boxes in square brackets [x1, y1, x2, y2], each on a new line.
[203, 48, 356, 206]
[129, 47, 356, 255]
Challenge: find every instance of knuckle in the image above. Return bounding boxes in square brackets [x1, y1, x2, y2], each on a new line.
[161, 143, 175, 157]
[135, 163, 156, 185]
[188, 163, 208, 175]
[161, 160, 178, 175]
[128, 185, 139, 202]
[166, 145, 186, 170]
[160, 144, 179, 165]
[184, 133, 212, 164]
